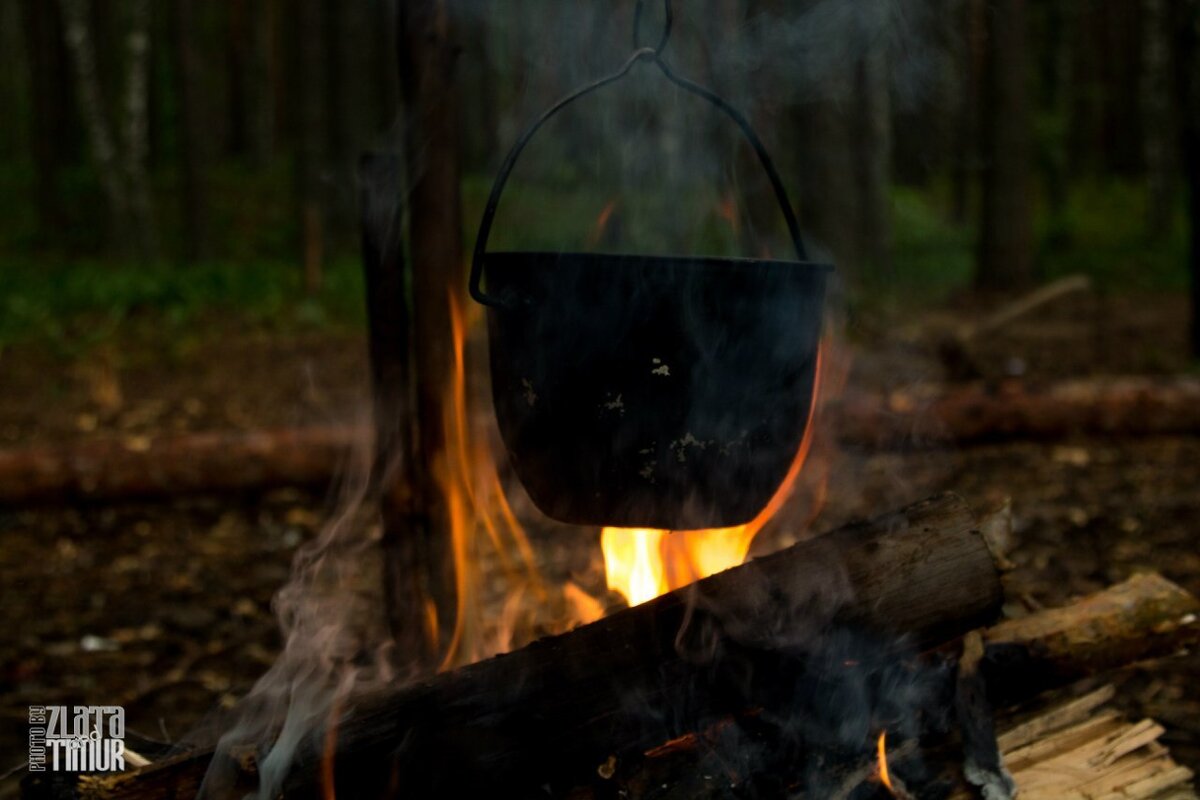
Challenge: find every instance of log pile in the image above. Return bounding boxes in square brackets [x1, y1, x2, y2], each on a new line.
[973, 685, 1196, 800]
[25, 494, 1200, 800]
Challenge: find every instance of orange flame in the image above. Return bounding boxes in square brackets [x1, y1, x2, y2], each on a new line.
[877, 731, 896, 795]
[435, 292, 605, 670]
[430, 289, 840, 668]
[600, 347, 824, 607]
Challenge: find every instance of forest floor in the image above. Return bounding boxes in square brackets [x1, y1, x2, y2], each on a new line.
[1, 288, 1198, 793]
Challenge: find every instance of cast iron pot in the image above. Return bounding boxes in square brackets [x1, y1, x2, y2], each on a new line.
[470, 48, 832, 530]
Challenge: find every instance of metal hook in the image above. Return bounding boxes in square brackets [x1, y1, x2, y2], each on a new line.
[632, 0, 673, 55]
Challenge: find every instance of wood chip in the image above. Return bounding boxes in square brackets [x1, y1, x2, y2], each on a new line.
[998, 685, 1117, 751]
[993, 686, 1196, 800]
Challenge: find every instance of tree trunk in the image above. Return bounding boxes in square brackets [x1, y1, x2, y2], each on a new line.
[725, 0, 794, 261]
[793, 70, 858, 271]
[296, 0, 325, 293]
[976, 0, 1034, 290]
[952, 0, 985, 224]
[359, 152, 430, 663]
[1038, 2, 1070, 222]
[16, 0, 74, 241]
[1143, 0, 1176, 236]
[1176, 0, 1200, 358]
[60, 0, 157, 261]
[792, 9, 893, 280]
[226, 0, 250, 157]
[60, 0, 129, 253]
[369, 0, 401, 138]
[396, 0, 466, 664]
[1100, 0, 1146, 175]
[248, 0, 275, 165]
[323, 0, 370, 250]
[121, 0, 157, 262]
[854, 43, 894, 277]
[171, 0, 209, 262]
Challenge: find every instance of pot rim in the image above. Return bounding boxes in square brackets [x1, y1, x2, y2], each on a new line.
[483, 250, 835, 273]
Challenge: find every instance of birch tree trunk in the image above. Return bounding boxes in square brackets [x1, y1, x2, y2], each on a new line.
[60, 0, 157, 261]
[61, 0, 129, 251]
[122, 0, 155, 263]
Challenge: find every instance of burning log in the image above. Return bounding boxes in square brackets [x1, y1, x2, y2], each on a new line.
[28, 497, 1200, 800]
[606, 575, 1200, 799]
[33, 493, 1000, 798]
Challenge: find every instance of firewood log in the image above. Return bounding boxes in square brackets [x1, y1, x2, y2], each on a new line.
[26, 502, 1200, 800]
[32, 493, 1002, 799]
[6, 376, 1200, 506]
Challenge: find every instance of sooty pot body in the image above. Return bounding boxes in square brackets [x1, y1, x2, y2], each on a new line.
[483, 251, 830, 529]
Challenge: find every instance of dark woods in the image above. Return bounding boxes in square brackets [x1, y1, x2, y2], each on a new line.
[2, 0, 1200, 351]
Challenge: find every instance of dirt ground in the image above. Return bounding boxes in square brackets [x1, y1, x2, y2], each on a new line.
[1, 290, 1198, 793]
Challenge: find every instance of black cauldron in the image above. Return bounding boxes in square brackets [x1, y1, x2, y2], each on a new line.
[469, 45, 832, 530]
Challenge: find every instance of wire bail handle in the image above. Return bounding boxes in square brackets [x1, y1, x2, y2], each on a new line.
[470, 0, 811, 308]
[632, 0, 673, 55]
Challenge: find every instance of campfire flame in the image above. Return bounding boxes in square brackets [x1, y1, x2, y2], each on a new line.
[435, 227, 837, 657]
[877, 731, 896, 796]
[600, 347, 823, 607]
[436, 293, 606, 669]
[319, 689, 346, 800]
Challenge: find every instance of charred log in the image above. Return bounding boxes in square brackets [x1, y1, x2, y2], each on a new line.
[38, 493, 1002, 799]
[31, 503, 1200, 799]
[586, 576, 1200, 799]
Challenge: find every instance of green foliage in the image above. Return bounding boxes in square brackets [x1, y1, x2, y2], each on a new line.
[0, 258, 365, 355]
[1037, 180, 1188, 291]
[879, 178, 1189, 304]
[0, 169, 1189, 356]
[886, 185, 975, 301]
